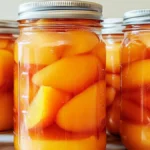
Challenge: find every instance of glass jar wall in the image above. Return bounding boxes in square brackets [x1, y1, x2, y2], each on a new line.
[102, 18, 124, 135]
[0, 21, 18, 131]
[14, 1, 106, 150]
[121, 9, 150, 150]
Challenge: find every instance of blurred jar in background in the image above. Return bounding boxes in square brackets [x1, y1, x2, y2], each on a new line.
[0, 20, 18, 131]
[102, 18, 124, 135]
[120, 9, 150, 150]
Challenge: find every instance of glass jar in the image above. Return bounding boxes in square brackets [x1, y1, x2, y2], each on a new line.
[121, 9, 150, 150]
[14, 1, 106, 150]
[0, 20, 18, 131]
[102, 18, 124, 135]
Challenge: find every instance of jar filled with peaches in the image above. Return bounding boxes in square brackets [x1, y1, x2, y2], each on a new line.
[14, 1, 106, 150]
[121, 9, 150, 150]
[0, 20, 18, 131]
[102, 18, 124, 135]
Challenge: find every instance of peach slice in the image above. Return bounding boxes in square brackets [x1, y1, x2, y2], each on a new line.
[139, 32, 150, 48]
[14, 63, 47, 110]
[0, 92, 13, 131]
[122, 60, 150, 89]
[15, 132, 106, 150]
[106, 74, 120, 91]
[56, 81, 106, 133]
[32, 55, 102, 94]
[29, 124, 95, 140]
[14, 76, 19, 110]
[0, 50, 14, 89]
[14, 73, 39, 110]
[91, 41, 106, 67]
[107, 95, 120, 135]
[14, 64, 41, 109]
[14, 110, 19, 133]
[14, 43, 64, 65]
[14, 31, 69, 64]
[121, 38, 147, 65]
[121, 99, 150, 124]
[0, 39, 9, 49]
[121, 121, 150, 150]
[19, 63, 46, 77]
[106, 42, 120, 73]
[106, 87, 116, 107]
[6, 40, 15, 53]
[62, 30, 99, 57]
[122, 91, 150, 111]
[25, 86, 71, 129]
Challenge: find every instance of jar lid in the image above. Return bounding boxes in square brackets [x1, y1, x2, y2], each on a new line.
[18, 0, 103, 21]
[102, 18, 124, 34]
[0, 20, 19, 34]
[123, 9, 150, 25]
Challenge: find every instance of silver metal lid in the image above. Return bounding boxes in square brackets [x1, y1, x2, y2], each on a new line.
[102, 18, 124, 34]
[124, 9, 150, 25]
[0, 20, 18, 34]
[18, 0, 103, 20]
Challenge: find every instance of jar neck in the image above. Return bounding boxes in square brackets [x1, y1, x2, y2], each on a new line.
[0, 34, 14, 39]
[103, 34, 124, 40]
[102, 34, 124, 44]
[124, 24, 150, 32]
[19, 19, 102, 33]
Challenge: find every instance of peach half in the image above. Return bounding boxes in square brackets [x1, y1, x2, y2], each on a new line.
[32, 55, 103, 94]
[56, 81, 106, 133]
[25, 86, 71, 129]
[122, 60, 150, 90]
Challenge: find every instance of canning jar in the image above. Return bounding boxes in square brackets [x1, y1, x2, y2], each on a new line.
[102, 18, 124, 135]
[120, 9, 150, 150]
[0, 21, 18, 131]
[14, 1, 106, 150]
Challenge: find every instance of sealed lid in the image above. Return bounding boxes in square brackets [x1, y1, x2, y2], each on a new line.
[0, 20, 18, 34]
[124, 9, 150, 25]
[18, 0, 103, 20]
[102, 18, 124, 34]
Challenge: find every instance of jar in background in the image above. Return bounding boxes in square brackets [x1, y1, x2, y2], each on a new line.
[121, 9, 150, 150]
[14, 1, 106, 150]
[102, 18, 124, 135]
[0, 21, 18, 131]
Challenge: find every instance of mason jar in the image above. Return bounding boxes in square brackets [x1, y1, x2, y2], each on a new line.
[102, 18, 124, 135]
[0, 20, 18, 131]
[14, 1, 106, 150]
[121, 9, 150, 150]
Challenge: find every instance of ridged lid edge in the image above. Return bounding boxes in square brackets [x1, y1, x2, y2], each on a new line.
[123, 9, 150, 25]
[18, 0, 103, 20]
[102, 18, 124, 34]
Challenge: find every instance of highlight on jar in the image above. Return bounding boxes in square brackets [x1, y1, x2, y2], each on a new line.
[0, 20, 18, 131]
[102, 18, 124, 135]
[14, 1, 106, 150]
[120, 9, 150, 150]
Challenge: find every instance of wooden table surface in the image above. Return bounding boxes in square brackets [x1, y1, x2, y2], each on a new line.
[0, 132, 126, 150]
